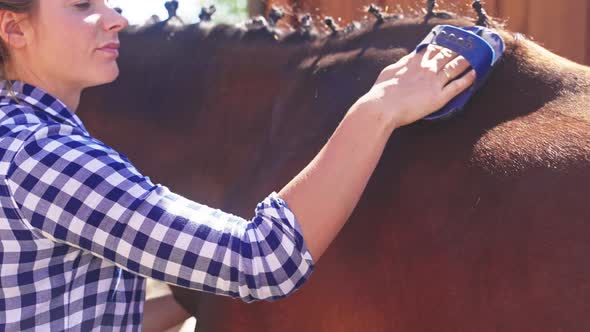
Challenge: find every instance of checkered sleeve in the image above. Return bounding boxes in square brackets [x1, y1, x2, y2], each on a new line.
[5, 124, 314, 302]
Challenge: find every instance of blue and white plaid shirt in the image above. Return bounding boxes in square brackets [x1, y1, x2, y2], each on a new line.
[0, 80, 314, 331]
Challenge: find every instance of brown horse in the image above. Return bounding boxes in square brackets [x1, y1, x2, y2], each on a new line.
[78, 3, 590, 331]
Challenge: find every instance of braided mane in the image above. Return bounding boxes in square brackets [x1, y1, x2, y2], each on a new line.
[123, 0, 509, 45]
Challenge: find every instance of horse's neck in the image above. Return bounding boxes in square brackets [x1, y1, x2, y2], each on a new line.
[120, 23, 590, 150]
[108, 23, 310, 124]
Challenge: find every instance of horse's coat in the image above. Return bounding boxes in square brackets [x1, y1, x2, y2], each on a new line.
[78, 8, 590, 332]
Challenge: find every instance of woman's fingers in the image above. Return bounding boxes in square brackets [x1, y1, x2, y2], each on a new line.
[420, 44, 441, 60]
[441, 69, 476, 100]
[422, 44, 457, 63]
[438, 56, 473, 85]
[377, 46, 473, 95]
[431, 47, 459, 67]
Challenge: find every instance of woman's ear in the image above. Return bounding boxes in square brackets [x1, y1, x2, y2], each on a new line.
[0, 10, 27, 49]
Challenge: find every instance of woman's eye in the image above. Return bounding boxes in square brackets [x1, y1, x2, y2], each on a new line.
[75, 2, 91, 10]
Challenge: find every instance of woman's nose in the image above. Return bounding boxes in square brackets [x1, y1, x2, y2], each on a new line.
[102, 8, 129, 33]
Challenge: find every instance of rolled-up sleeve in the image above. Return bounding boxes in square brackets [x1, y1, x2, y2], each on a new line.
[5, 124, 314, 302]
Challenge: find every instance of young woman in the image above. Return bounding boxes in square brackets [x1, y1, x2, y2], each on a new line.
[0, 0, 475, 330]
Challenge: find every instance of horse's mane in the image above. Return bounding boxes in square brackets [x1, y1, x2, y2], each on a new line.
[121, 0, 561, 90]
[118, 1, 535, 82]
[123, 2, 510, 46]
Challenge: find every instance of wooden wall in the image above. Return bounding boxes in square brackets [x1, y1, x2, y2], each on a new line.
[257, 0, 590, 65]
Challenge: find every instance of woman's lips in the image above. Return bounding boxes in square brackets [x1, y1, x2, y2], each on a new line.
[97, 43, 120, 57]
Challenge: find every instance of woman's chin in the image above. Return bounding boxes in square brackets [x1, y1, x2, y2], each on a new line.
[88, 67, 120, 87]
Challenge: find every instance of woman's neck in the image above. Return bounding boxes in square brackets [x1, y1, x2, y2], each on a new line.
[4, 61, 82, 111]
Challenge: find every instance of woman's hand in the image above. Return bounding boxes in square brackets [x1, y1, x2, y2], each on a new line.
[354, 45, 476, 129]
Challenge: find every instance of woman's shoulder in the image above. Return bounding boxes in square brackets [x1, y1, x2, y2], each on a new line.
[0, 100, 42, 123]
[0, 101, 46, 150]
[5, 116, 128, 165]
[0, 100, 86, 135]
[0, 102, 94, 172]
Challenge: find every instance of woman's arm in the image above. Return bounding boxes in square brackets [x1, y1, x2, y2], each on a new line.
[280, 46, 477, 260]
[143, 294, 192, 332]
[7, 126, 313, 302]
[279, 106, 392, 261]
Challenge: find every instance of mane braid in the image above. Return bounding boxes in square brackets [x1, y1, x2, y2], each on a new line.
[472, 0, 489, 27]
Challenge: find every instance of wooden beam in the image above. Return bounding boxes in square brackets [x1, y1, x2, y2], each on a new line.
[497, 0, 529, 33]
[528, 0, 587, 64]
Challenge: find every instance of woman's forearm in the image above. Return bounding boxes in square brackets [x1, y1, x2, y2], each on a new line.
[278, 103, 395, 261]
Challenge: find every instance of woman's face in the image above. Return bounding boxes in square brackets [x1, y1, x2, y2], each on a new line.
[23, 0, 128, 89]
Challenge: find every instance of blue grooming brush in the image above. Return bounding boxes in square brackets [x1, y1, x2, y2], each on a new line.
[415, 25, 505, 120]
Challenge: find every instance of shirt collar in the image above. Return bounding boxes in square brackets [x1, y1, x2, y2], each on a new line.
[0, 80, 88, 132]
